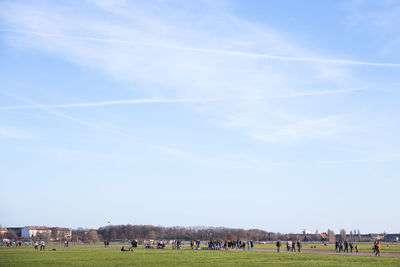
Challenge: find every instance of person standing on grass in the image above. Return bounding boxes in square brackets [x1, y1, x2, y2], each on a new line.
[287, 240, 290, 251]
[297, 240, 301, 252]
[375, 242, 381, 256]
[276, 240, 281, 252]
[292, 240, 296, 252]
[40, 240, 45, 251]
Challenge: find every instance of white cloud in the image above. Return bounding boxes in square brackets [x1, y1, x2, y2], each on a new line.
[0, 0, 377, 144]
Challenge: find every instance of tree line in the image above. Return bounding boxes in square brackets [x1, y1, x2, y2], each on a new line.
[71, 225, 336, 243]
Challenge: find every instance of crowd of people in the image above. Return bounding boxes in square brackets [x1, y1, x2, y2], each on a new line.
[1, 237, 386, 256]
[172, 240, 183, 249]
[335, 240, 359, 253]
[202, 240, 255, 250]
[144, 239, 256, 251]
[3, 240, 24, 247]
[275, 240, 302, 252]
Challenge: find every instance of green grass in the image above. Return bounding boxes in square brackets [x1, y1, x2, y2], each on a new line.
[255, 242, 400, 253]
[1, 244, 399, 266]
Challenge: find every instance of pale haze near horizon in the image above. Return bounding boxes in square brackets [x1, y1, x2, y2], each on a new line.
[0, 0, 399, 234]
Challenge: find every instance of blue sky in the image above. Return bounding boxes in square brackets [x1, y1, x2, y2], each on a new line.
[0, 0, 399, 233]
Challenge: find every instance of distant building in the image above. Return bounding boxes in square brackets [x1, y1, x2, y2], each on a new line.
[0, 227, 7, 235]
[21, 226, 51, 238]
[301, 229, 311, 235]
[319, 233, 328, 240]
[7, 227, 23, 237]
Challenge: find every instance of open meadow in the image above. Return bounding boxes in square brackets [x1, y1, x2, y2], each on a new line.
[1, 243, 400, 266]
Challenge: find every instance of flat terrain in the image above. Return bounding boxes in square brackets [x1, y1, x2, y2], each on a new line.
[255, 242, 400, 254]
[1, 243, 400, 266]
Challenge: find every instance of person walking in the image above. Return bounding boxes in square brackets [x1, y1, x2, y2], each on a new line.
[375, 242, 381, 256]
[297, 240, 301, 252]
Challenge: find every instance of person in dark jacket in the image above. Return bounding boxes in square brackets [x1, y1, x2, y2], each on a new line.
[276, 240, 281, 252]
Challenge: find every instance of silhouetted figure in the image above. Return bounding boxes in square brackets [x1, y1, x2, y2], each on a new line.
[276, 240, 281, 252]
[40, 241, 45, 251]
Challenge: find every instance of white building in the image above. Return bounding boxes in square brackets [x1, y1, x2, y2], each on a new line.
[21, 226, 51, 238]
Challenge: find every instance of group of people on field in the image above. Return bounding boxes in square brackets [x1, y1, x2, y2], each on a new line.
[335, 240, 358, 253]
[275, 240, 302, 252]
[34, 240, 46, 251]
[172, 240, 183, 249]
[205, 240, 254, 251]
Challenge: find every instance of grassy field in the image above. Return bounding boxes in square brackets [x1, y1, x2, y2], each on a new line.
[1, 244, 400, 266]
[254, 242, 400, 253]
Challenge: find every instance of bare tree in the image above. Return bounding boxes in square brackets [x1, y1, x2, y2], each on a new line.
[327, 229, 335, 242]
[87, 230, 99, 243]
[6, 230, 18, 240]
[38, 232, 51, 242]
[148, 231, 157, 240]
[340, 229, 346, 241]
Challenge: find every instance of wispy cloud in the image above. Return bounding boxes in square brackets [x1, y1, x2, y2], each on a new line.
[321, 153, 400, 164]
[0, 87, 365, 111]
[1, 29, 400, 67]
[0, 0, 387, 146]
[245, 87, 367, 100]
[0, 98, 214, 111]
[0, 126, 32, 139]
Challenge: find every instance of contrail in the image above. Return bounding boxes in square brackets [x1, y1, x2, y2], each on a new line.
[0, 98, 213, 111]
[0, 88, 365, 111]
[260, 87, 367, 99]
[1, 29, 400, 67]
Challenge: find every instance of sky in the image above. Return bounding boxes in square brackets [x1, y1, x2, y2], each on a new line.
[0, 0, 399, 234]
